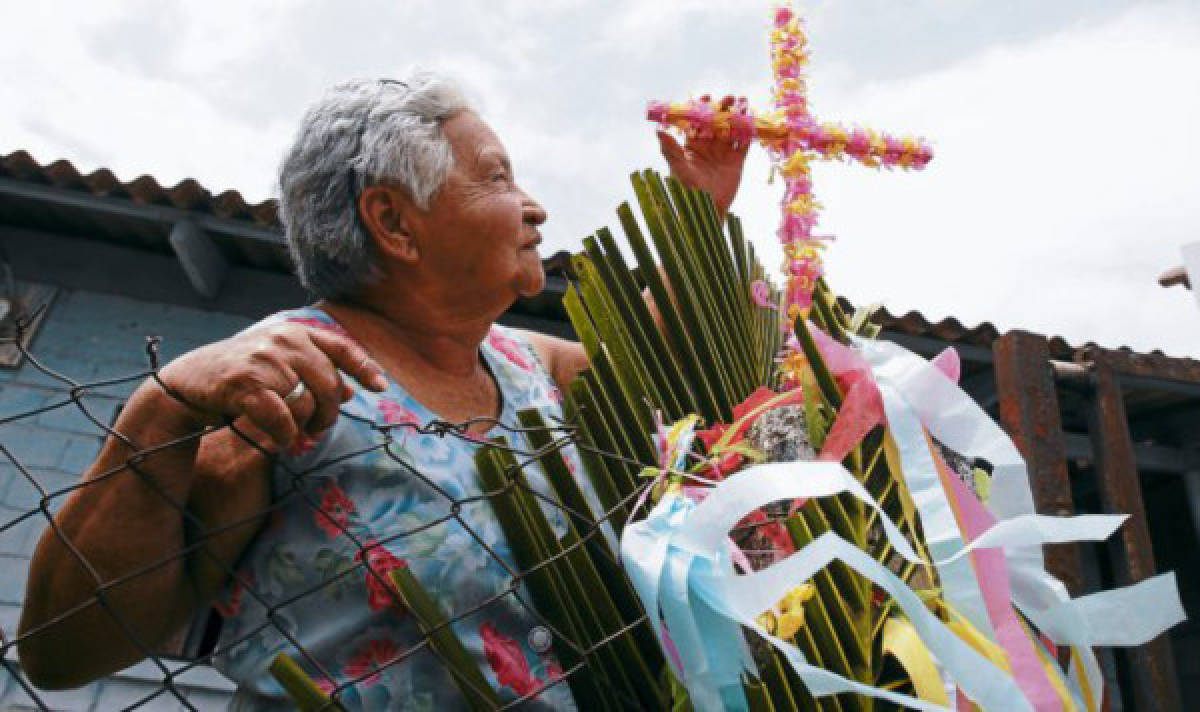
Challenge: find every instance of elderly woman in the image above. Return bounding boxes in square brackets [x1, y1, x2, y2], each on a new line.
[18, 71, 748, 709]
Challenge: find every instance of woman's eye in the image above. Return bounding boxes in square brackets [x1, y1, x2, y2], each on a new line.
[492, 172, 509, 183]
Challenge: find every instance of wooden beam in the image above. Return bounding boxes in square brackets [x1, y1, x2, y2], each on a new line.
[1087, 355, 1183, 711]
[1078, 345, 1200, 386]
[1063, 433, 1200, 475]
[169, 220, 228, 299]
[0, 175, 283, 245]
[0, 225, 307, 319]
[1157, 266, 1189, 289]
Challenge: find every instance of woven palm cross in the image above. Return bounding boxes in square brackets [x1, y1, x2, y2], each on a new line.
[647, 3, 933, 319]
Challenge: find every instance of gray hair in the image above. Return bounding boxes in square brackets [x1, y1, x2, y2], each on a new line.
[278, 70, 471, 300]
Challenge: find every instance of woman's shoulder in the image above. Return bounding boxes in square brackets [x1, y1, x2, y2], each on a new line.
[238, 306, 352, 338]
[484, 324, 541, 371]
[483, 324, 566, 411]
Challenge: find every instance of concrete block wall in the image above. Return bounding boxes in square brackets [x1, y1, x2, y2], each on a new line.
[0, 287, 253, 710]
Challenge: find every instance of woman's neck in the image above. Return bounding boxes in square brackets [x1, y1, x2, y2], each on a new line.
[316, 298, 493, 379]
[316, 297, 503, 431]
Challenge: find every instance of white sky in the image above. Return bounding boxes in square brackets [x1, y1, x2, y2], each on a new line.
[3, 0, 1198, 357]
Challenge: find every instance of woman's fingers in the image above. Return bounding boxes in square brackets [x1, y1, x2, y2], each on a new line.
[656, 128, 683, 157]
[182, 322, 387, 449]
[240, 389, 301, 449]
[274, 326, 388, 439]
[287, 343, 344, 435]
[307, 329, 388, 392]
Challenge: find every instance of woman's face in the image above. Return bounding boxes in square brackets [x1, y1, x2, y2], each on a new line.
[408, 111, 548, 305]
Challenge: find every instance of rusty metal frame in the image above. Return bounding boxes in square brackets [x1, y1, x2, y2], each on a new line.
[993, 331, 1086, 597]
[992, 331, 1189, 711]
[1086, 352, 1184, 712]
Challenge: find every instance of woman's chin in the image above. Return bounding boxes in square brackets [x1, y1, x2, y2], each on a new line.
[514, 261, 546, 299]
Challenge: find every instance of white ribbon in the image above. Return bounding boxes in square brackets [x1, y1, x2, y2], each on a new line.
[855, 337, 1186, 705]
[619, 337, 1186, 710]
[621, 459, 1166, 710]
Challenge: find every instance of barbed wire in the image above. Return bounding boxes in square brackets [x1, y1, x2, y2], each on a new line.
[0, 308, 708, 711]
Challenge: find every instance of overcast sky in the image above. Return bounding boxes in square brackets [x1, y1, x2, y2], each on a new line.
[3, 1, 1198, 357]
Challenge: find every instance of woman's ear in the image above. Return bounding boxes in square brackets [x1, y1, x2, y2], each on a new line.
[360, 185, 419, 263]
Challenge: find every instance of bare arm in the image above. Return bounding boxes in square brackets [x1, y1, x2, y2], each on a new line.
[522, 330, 589, 393]
[17, 391, 270, 688]
[18, 323, 387, 689]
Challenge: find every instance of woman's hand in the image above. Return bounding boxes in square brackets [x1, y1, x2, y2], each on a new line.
[16, 320, 388, 690]
[158, 322, 388, 449]
[657, 96, 752, 219]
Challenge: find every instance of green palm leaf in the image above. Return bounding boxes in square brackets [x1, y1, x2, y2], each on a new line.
[554, 169, 933, 710]
[272, 168, 934, 710]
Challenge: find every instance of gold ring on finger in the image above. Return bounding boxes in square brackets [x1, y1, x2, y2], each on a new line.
[283, 381, 307, 404]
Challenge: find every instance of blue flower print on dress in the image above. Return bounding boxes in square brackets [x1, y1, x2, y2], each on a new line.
[210, 307, 598, 711]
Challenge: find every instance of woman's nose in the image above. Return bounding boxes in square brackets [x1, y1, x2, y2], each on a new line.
[522, 190, 548, 226]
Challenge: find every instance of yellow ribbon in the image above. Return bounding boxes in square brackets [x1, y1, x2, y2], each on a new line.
[881, 617, 950, 705]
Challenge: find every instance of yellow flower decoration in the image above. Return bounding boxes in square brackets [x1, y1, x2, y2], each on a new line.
[758, 583, 816, 641]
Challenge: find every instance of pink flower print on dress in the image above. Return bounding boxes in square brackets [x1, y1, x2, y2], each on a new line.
[314, 481, 357, 539]
[544, 660, 563, 684]
[487, 330, 533, 371]
[377, 398, 422, 428]
[342, 638, 402, 687]
[354, 542, 409, 613]
[481, 622, 541, 697]
[288, 433, 318, 457]
[462, 430, 490, 444]
[313, 676, 336, 697]
[537, 648, 565, 687]
[213, 570, 254, 618]
[285, 316, 352, 339]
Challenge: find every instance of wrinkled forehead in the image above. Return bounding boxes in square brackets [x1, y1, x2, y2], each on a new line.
[441, 111, 510, 170]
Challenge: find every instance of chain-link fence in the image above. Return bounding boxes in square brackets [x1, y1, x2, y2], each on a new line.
[0, 304, 683, 711]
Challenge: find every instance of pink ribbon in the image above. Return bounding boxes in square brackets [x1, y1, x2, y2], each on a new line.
[751, 280, 778, 310]
[941, 455, 1064, 711]
[804, 324, 962, 465]
[799, 326, 1060, 708]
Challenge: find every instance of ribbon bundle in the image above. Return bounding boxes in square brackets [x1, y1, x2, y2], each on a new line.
[636, 4, 1181, 709]
[620, 331, 1185, 711]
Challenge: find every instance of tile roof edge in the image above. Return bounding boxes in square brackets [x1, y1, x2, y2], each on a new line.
[5, 150, 1195, 365]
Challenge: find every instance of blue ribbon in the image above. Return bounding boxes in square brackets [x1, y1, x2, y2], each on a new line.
[620, 338, 1186, 711]
[623, 493, 755, 711]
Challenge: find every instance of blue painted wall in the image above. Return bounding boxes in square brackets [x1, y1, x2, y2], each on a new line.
[1, 287, 253, 710]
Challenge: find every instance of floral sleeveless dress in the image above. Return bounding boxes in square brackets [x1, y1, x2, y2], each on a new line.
[211, 307, 606, 711]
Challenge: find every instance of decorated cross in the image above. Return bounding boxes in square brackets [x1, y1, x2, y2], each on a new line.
[647, 3, 933, 324]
